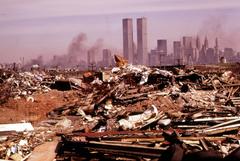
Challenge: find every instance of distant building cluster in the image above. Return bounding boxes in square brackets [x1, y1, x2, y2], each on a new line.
[87, 48, 113, 70]
[122, 17, 240, 66]
[6, 17, 240, 71]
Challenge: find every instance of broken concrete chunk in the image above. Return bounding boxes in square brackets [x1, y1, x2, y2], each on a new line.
[55, 117, 72, 129]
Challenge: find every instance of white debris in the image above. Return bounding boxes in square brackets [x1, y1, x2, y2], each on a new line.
[0, 123, 34, 132]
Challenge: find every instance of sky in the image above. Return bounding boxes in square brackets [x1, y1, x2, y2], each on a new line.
[0, 0, 240, 63]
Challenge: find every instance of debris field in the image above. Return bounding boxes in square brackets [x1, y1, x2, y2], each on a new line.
[1, 56, 240, 161]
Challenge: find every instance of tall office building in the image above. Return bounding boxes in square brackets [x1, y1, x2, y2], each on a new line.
[204, 36, 209, 49]
[199, 36, 209, 64]
[183, 36, 192, 48]
[137, 17, 148, 65]
[196, 36, 201, 50]
[205, 48, 216, 64]
[87, 50, 95, 66]
[122, 18, 134, 64]
[173, 41, 181, 65]
[214, 38, 219, 63]
[156, 39, 167, 65]
[215, 38, 219, 50]
[157, 40, 167, 54]
[102, 49, 112, 67]
[182, 36, 194, 64]
[149, 50, 160, 66]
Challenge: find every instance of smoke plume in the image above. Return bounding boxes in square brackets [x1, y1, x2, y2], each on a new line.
[23, 55, 44, 69]
[48, 32, 104, 69]
[198, 15, 240, 51]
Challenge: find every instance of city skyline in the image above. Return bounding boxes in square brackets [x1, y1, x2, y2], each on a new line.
[0, 0, 240, 63]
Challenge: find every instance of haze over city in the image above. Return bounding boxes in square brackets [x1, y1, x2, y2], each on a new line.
[0, 0, 240, 64]
[2, 1, 240, 160]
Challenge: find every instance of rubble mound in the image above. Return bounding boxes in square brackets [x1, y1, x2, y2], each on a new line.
[1, 61, 240, 160]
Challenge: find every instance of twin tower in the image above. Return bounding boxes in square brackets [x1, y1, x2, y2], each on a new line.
[123, 17, 148, 65]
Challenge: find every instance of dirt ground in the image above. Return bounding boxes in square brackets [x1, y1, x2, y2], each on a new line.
[0, 89, 183, 124]
[28, 140, 59, 161]
[0, 90, 79, 124]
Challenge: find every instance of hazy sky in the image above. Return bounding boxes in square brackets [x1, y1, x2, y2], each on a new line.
[0, 0, 240, 63]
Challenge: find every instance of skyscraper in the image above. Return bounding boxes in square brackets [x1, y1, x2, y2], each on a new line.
[157, 39, 167, 65]
[149, 50, 160, 66]
[137, 17, 148, 65]
[182, 36, 194, 64]
[204, 36, 209, 49]
[157, 40, 167, 54]
[196, 36, 201, 50]
[102, 49, 112, 67]
[122, 18, 134, 64]
[173, 41, 181, 65]
[206, 48, 215, 64]
[194, 36, 201, 63]
[199, 36, 209, 64]
[214, 38, 219, 63]
[87, 50, 96, 71]
[87, 50, 95, 66]
[183, 36, 192, 48]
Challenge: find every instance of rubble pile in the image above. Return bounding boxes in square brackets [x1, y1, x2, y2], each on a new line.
[50, 57, 240, 160]
[1, 57, 240, 160]
[0, 123, 55, 161]
[0, 70, 54, 103]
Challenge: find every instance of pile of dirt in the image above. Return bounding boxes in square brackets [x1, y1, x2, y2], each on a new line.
[0, 90, 79, 124]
